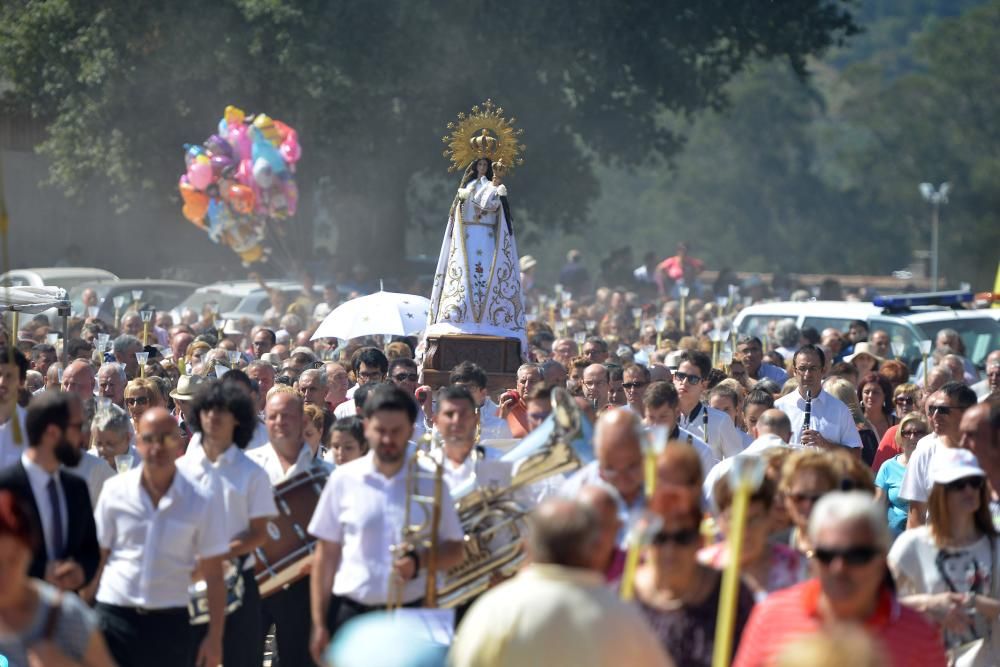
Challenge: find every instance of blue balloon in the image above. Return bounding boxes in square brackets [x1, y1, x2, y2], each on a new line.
[250, 127, 288, 175]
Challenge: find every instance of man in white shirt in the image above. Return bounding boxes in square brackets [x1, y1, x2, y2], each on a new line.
[423, 385, 502, 493]
[448, 361, 513, 441]
[673, 351, 744, 459]
[308, 384, 466, 665]
[775, 345, 862, 450]
[178, 381, 277, 667]
[704, 409, 797, 505]
[248, 391, 332, 667]
[93, 407, 229, 667]
[334, 347, 389, 418]
[641, 381, 718, 477]
[899, 382, 978, 528]
[0, 347, 28, 469]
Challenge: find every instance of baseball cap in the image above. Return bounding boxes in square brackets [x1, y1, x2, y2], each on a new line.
[930, 447, 985, 486]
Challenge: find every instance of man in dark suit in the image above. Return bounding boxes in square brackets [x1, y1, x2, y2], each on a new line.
[0, 391, 99, 590]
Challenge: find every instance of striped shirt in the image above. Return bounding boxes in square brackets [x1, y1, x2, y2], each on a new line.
[732, 580, 947, 667]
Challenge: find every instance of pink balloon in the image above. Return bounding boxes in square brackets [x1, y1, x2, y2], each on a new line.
[279, 139, 301, 165]
[187, 161, 214, 190]
[228, 124, 252, 162]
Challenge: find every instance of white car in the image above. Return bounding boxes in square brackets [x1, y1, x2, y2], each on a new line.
[734, 291, 1000, 373]
[171, 280, 304, 326]
[0, 267, 118, 291]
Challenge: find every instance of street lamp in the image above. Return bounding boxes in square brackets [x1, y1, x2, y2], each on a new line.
[919, 182, 950, 291]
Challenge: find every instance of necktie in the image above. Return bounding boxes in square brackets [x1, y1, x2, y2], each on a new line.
[47, 477, 65, 559]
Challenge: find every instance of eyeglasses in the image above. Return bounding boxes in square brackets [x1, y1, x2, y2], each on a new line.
[928, 404, 955, 416]
[358, 371, 384, 381]
[795, 365, 821, 374]
[622, 382, 647, 390]
[672, 372, 702, 385]
[125, 396, 150, 406]
[790, 492, 824, 505]
[945, 476, 984, 492]
[901, 429, 927, 438]
[393, 373, 419, 382]
[651, 529, 699, 547]
[813, 545, 879, 566]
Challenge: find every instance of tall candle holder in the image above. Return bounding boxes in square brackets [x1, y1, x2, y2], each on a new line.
[140, 310, 153, 346]
[135, 351, 149, 378]
[112, 295, 127, 329]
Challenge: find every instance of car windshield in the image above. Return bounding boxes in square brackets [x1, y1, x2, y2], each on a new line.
[68, 283, 117, 313]
[917, 317, 1000, 369]
[174, 292, 244, 317]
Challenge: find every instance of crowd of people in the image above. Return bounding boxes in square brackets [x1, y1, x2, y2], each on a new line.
[0, 255, 997, 667]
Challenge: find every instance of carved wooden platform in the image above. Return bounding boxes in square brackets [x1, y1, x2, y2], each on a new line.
[421, 334, 521, 395]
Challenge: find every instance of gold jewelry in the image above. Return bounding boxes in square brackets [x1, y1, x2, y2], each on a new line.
[442, 99, 525, 174]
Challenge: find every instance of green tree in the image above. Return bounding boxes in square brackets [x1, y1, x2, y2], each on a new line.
[0, 0, 856, 276]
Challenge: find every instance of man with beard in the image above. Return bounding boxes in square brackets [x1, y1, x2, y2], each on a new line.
[0, 391, 99, 592]
[308, 384, 465, 664]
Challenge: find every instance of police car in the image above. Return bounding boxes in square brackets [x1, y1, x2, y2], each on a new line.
[734, 291, 1000, 373]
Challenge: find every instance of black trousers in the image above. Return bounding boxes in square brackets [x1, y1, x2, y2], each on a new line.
[325, 595, 424, 638]
[192, 568, 263, 667]
[260, 576, 317, 667]
[96, 603, 197, 667]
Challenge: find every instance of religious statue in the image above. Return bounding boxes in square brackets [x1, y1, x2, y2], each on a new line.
[423, 100, 528, 353]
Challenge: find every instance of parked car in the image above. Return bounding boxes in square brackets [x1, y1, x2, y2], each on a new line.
[0, 267, 118, 291]
[734, 291, 1000, 373]
[172, 280, 304, 326]
[69, 279, 199, 322]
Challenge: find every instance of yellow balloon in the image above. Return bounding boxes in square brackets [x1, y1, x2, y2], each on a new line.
[195, 154, 210, 165]
[224, 105, 246, 127]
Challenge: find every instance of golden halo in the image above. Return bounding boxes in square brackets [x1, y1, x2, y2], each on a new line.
[441, 99, 526, 173]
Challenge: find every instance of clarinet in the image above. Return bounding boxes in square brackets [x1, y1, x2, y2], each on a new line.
[802, 389, 812, 438]
[702, 404, 709, 451]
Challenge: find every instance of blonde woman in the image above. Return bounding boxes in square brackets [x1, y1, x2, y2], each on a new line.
[874, 412, 930, 536]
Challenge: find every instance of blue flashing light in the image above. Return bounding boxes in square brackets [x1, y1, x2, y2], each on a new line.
[873, 290, 973, 311]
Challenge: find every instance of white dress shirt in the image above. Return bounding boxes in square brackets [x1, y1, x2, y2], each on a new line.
[177, 442, 278, 569]
[678, 403, 745, 460]
[703, 433, 800, 506]
[94, 466, 230, 608]
[775, 389, 862, 448]
[422, 444, 502, 493]
[21, 452, 68, 560]
[334, 399, 358, 420]
[478, 397, 513, 441]
[307, 448, 463, 605]
[247, 441, 333, 486]
[64, 451, 115, 507]
[0, 406, 28, 470]
[560, 461, 645, 548]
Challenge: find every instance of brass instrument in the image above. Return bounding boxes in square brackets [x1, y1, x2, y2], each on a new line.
[435, 387, 586, 608]
[388, 434, 446, 610]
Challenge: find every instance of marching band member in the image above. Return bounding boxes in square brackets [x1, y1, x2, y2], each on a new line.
[248, 391, 333, 667]
[423, 385, 503, 490]
[642, 381, 719, 477]
[93, 408, 229, 667]
[177, 380, 277, 667]
[673, 351, 745, 460]
[308, 385, 465, 665]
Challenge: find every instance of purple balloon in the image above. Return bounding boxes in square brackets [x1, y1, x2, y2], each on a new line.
[210, 154, 235, 177]
[205, 134, 233, 158]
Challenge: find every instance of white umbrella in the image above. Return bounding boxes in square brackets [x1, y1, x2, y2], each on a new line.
[311, 291, 431, 341]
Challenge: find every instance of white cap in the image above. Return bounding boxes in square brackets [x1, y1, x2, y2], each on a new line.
[931, 447, 985, 485]
[665, 350, 685, 370]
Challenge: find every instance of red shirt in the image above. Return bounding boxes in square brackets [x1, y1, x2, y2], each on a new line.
[732, 580, 946, 667]
[871, 424, 901, 473]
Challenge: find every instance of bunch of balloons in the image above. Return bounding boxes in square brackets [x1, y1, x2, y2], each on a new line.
[178, 105, 301, 265]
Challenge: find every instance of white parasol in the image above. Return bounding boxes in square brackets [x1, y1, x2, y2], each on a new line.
[311, 290, 431, 341]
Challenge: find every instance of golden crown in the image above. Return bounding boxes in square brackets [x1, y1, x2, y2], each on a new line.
[442, 99, 525, 174]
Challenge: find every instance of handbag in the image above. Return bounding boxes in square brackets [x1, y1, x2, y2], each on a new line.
[951, 539, 1000, 667]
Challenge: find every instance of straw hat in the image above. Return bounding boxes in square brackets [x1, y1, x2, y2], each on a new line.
[844, 342, 884, 364]
[169, 374, 205, 401]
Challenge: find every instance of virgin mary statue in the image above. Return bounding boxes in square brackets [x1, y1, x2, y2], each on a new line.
[424, 101, 527, 353]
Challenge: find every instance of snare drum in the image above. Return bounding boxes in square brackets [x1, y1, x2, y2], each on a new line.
[188, 559, 245, 625]
[254, 468, 329, 597]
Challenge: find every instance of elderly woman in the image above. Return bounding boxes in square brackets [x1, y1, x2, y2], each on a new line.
[780, 450, 840, 556]
[871, 383, 924, 473]
[123, 377, 163, 428]
[635, 487, 755, 667]
[701, 476, 805, 601]
[889, 448, 1000, 664]
[857, 372, 894, 440]
[0, 490, 116, 666]
[90, 403, 141, 472]
[874, 412, 929, 537]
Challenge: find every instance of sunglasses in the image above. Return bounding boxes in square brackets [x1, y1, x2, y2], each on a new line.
[945, 476, 984, 492]
[392, 373, 419, 382]
[929, 404, 959, 416]
[894, 397, 916, 406]
[672, 371, 702, 385]
[901, 429, 927, 438]
[790, 492, 824, 505]
[125, 396, 150, 406]
[813, 545, 879, 566]
[622, 382, 647, 390]
[651, 529, 699, 547]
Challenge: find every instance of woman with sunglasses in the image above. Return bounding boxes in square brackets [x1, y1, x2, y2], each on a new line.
[123, 377, 163, 428]
[889, 447, 1000, 663]
[634, 487, 756, 667]
[874, 413, 929, 537]
[701, 476, 806, 601]
[780, 451, 840, 556]
[871, 383, 922, 473]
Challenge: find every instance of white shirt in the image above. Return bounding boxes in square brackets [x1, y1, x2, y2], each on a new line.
[560, 461, 645, 548]
[899, 433, 943, 503]
[307, 448, 464, 605]
[703, 434, 799, 507]
[422, 444, 502, 493]
[678, 403, 745, 460]
[775, 389, 862, 448]
[21, 452, 68, 560]
[64, 451, 115, 508]
[479, 397, 513, 441]
[94, 466, 230, 608]
[0, 406, 28, 470]
[247, 441, 333, 486]
[334, 399, 358, 420]
[177, 442, 278, 569]
[186, 420, 269, 453]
